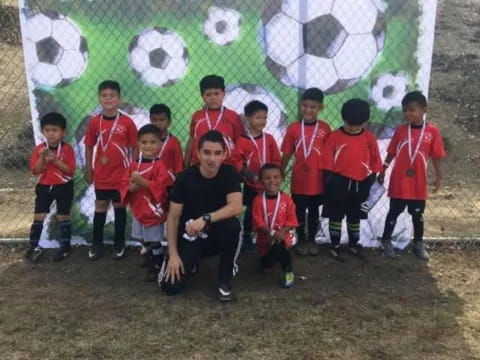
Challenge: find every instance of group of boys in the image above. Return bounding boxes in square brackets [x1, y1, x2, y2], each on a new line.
[26, 74, 446, 298]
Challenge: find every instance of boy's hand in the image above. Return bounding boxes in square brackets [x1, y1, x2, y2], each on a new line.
[40, 148, 49, 158]
[271, 229, 286, 244]
[377, 170, 385, 185]
[84, 168, 93, 184]
[432, 177, 441, 193]
[130, 171, 143, 185]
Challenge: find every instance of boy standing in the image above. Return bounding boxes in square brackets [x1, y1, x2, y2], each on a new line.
[28, 112, 76, 262]
[252, 164, 298, 288]
[121, 125, 173, 281]
[322, 99, 382, 262]
[379, 91, 446, 260]
[149, 104, 183, 179]
[84, 80, 137, 260]
[281, 88, 331, 256]
[184, 74, 243, 167]
[233, 100, 281, 250]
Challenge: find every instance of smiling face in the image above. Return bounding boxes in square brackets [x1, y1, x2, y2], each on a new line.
[300, 99, 323, 123]
[247, 110, 267, 136]
[138, 133, 161, 158]
[260, 167, 282, 195]
[197, 140, 226, 177]
[99, 88, 121, 115]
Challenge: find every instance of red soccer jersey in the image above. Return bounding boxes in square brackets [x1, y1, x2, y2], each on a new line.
[322, 127, 382, 181]
[30, 142, 76, 185]
[252, 192, 299, 257]
[232, 133, 281, 192]
[387, 123, 446, 200]
[189, 107, 243, 165]
[84, 113, 137, 190]
[157, 133, 183, 182]
[281, 120, 331, 195]
[120, 158, 173, 227]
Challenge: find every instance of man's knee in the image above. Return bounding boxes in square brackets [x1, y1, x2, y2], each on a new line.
[214, 218, 241, 234]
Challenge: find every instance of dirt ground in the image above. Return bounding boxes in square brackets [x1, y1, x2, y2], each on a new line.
[0, 245, 479, 360]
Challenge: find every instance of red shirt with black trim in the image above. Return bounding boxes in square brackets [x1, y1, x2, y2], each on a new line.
[157, 133, 183, 182]
[322, 127, 382, 181]
[252, 191, 299, 257]
[281, 120, 331, 195]
[189, 107, 243, 165]
[84, 113, 137, 190]
[30, 141, 76, 185]
[120, 158, 173, 227]
[232, 132, 281, 192]
[387, 123, 446, 200]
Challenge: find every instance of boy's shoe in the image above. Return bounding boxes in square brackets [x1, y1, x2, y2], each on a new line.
[294, 241, 309, 256]
[88, 244, 103, 261]
[281, 271, 295, 288]
[52, 243, 71, 262]
[381, 238, 396, 258]
[307, 241, 320, 256]
[329, 246, 345, 262]
[26, 245, 43, 262]
[412, 241, 429, 261]
[348, 244, 365, 260]
[218, 282, 234, 302]
[112, 246, 126, 260]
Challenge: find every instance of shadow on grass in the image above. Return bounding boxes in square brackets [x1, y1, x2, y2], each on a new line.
[0, 244, 477, 360]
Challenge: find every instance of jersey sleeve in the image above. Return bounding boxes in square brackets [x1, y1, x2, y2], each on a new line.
[120, 163, 134, 205]
[284, 195, 299, 228]
[189, 114, 197, 138]
[170, 171, 186, 204]
[62, 144, 76, 177]
[171, 137, 184, 174]
[269, 134, 281, 166]
[147, 162, 172, 204]
[30, 146, 41, 174]
[280, 125, 296, 155]
[252, 195, 266, 231]
[231, 137, 247, 173]
[386, 128, 401, 157]
[430, 126, 447, 160]
[368, 133, 383, 174]
[321, 133, 335, 171]
[232, 113, 244, 141]
[322, 121, 332, 143]
[84, 118, 98, 147]
[225, 166, 242, 194]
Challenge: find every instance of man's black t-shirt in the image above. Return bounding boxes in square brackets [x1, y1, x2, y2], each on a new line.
[170, 164, 242, 223]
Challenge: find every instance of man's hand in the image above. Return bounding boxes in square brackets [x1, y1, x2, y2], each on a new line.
[84, 168, 93, 184]
[377, 170, 385, 185]
[164, 254, 184, 284]
[432, 176, 441, 193]
[186, 217, 206, 236]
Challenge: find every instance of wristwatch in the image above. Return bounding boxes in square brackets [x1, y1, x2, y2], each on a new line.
[202, 213, 212, 226]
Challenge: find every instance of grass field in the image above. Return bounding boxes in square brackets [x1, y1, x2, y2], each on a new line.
[0, 244, 479, 359]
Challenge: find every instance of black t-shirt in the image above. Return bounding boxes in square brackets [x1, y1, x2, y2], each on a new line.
[170, 164, 242, 223]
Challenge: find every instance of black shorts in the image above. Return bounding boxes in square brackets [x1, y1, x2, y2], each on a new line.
[34, 181, 74, 215]
[95, 189, 121, 203]
[389, 198, 426, 216]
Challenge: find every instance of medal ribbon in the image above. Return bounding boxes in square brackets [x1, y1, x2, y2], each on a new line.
[99, 112, 120, 153]
[248, 132, 266, 166]
[263, 192, 281, 231]
[407, 121, 426, 166]
[301, 120, 319, 161]
[205, 106, 224, 130]
[136, 152, 156, 175]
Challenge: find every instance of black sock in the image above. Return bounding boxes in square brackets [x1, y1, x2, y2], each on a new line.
[412, 215, 424, 242]
[114, 207, 126, 249]
[382, 212, 398, 241]
[150, 244, 164, 267]
[29, 220, 43, 247]
[329, 220, 342, 247]
[93, 212, 107, 246]
[347, 221, 360, 246]
[59, 220, 72, 247]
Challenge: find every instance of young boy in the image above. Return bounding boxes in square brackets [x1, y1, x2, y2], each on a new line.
[281, 88, 331, 256]
[252, 164, 298, 288]
[121, 125, 173, 281]
[232, 100, 281, 250]
[322, 99, 382, 262]
[149, 104, 183, 179]
[379, 91, 446, 260]
[84, 80, 138, 260]
[28, 112, 76, 262]
[184, 74, 243, 167]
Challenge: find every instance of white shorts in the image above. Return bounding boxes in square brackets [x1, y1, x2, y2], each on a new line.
[131, 217, 165, 243]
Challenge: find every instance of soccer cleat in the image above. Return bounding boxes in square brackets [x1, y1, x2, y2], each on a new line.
[111, 246, 126, 260]
[52, 243, 71, 262]
[281, 271, 295, 288]
[348, 244, 365, 260]
[381, 239, 396, 258]
[307, 241, 320, 256]
[294, 240, 309, 256]
[26, 246, 43, 262]
[88, 244, 103, 261]
[412, 241, 429, 261]
[329, 246, 345, 262]
[218, 283, 234, 302]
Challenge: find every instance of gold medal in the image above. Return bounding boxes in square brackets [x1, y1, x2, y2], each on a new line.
[406, 168, 415, 177]
[101, 155, 109, 165]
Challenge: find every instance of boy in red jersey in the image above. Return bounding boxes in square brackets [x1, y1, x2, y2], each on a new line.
[322, 99, 382, 262]
[252, 164, 298, 288]
[379, 91, 446, 260]
[281, 88, 331, 256]
[149, 104, 183, 180]
[84, 80, 138, 260]
[184, 75, 243, 167]
[28, 112, 76, 262]
[232, 100, 281, 250]
[121, 125, 173, 281]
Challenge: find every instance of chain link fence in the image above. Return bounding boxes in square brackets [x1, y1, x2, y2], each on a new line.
[0, 0, 478, 241]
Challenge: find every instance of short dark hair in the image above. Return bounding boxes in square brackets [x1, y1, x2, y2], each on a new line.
[259, 163, 282, 179]
[40, 112, 67, 130]
[138, 124, 162, 140]
[98, 80, 121, 95]
[341, 99, 370, 126]
[402, 91, 427, 108]
[198, 130, 226, 151]
[244, 100, 268, 117]
[301, 87, 324, 103]
[199, 75, 225, 94]
[149, 104, 171, 120]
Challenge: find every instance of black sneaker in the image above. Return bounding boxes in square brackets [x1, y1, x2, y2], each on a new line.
[88, 244, 103, 261]
[329, 246, 345, 262]
[52, 243, 71, 262]
[348, 244, 365, 259]
[26, 245, 43, 262]
[112, 246, 126, 260]
[294, 240, 309, 256]
[381, 238, 396, 258]
[218, 283, 234, 302]
[412, 241, 429, 261]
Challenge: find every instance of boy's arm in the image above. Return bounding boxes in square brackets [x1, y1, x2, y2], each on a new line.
[184, 136, 194, 168]
[378, 153, 394, 184]
[432, 158, 442, 193]
[280, 153, 292, 177]
[84, 145, 94, 184]
[32, 148, 47, 175]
